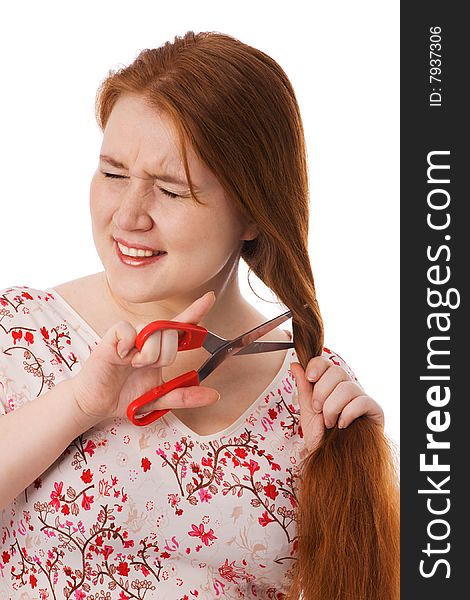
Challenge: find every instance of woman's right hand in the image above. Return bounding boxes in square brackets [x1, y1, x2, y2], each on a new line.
[70, 291, 220, 426]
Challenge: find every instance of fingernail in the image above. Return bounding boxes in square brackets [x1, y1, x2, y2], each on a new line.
[119, 348, 129, 359]
[338, 419, 345, 429]
[313, 400, 322, 411]
[306, 369, 317, 382]
[132, 361, 145, 368]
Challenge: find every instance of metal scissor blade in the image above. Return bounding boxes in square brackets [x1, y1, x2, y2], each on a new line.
[202, 330, 229, 354]
[229, 308, 294, 353]
[197, 309, 294, 382]
[233, 340, 295, 355]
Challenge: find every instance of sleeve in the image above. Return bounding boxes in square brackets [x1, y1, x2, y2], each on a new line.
[0, 286, 38, 415]
[322, 346, 361, 384]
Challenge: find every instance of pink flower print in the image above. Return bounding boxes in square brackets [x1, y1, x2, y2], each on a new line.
[74, 590, 86, 599]
[243, 459, 260, 477]
[268, 408, 278, 420]
[175, 441, 183, 452]
[98, 479, 112, 496]
[188, 523, 217, 546]
[213, 579, 226, 596]
[198, 488, 212, 503]
[234, 447, 247, 459]
[218, 558, 243, 583]
[141, 457, 152, 472]
[117, 562, 130, 576]
[213, 466, 224, 485]
[81, 491, 94, 511]
[261, 417, 273, 432]
[258, 510, 275, 527]
[21, 291, 33, 300]
[102, 545, 114, 560]
[40, 326, 49, 340]
[49, 481, 63, 510]
[43, 529, 56, 538]
[81, 469, 93, 484]
[24, 331, 34, 346]
[83, 440, 96, 457]
[164, 536, 179, 552]
[17, 519, 27, 536]
[263, 483, 278, 500]
[12, 329, 22, 345]
[168, 493, 181, 508]
[283, 378, 293, 393]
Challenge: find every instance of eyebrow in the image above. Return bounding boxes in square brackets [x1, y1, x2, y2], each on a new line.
[99, 154, 194, 188]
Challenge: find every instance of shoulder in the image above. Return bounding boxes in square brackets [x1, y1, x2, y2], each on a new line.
[0, 284, 56, 321]
[0, 285, 54, 412]
[0, 284, 93, 415]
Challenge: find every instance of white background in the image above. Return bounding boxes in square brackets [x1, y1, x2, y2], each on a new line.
[0, 1, 399, 445]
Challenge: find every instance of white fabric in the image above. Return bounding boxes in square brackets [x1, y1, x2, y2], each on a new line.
[0, 285, 357, 599]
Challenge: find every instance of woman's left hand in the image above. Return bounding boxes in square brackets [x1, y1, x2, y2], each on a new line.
[290, 357, 384, 452]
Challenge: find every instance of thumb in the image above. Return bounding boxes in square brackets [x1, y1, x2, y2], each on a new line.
[174, 290, 217, 325]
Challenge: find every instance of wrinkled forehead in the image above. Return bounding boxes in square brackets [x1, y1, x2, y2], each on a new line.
[101, 94, 215, 186]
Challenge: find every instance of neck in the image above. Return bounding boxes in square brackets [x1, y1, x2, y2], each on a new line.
[100, 256, 253, 339]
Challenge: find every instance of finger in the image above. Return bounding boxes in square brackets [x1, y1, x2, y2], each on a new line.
[104, 320, 139, 363]
[131, 328, 179, 368]
[132, 328, 161, 367]
[337, 395, 385, 429]
[132, 290, 216, 367]
[310, 365, 353, 412]
[290, 362, 315, 413]
[137, 385, 220, 414]
[304, 356, 336, 381]
[174, 290, 217, 324]
[321, 380, 365, 428]
[152, 328, 179, 368]
[290, 362, 325, 452]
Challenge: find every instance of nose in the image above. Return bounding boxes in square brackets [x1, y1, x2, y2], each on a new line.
[112, 180, 155, 231]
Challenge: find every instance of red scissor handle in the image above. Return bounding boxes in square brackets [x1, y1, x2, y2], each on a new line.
[127, 321, 207, 426]
[134, 320, 208, 352]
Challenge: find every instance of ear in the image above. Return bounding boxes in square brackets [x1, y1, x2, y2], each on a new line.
[241, 221, 259, 241]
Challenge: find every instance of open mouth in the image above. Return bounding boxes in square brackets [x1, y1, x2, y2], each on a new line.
[115, 241, 167, 266]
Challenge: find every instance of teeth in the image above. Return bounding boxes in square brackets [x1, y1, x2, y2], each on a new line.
[117, 242, 160, 257]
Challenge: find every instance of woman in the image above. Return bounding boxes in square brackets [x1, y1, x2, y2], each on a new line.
[0, 31, 398, 599]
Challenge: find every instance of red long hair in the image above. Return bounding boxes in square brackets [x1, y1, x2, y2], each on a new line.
[94, 31, 399, 599]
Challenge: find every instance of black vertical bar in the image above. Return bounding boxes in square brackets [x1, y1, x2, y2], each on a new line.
[401, 3, 467, 598]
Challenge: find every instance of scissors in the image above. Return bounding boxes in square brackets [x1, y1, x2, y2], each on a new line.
[126, 305, 305, 426]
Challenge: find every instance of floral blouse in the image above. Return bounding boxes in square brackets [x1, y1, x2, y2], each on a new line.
[0, 286, 358, 600]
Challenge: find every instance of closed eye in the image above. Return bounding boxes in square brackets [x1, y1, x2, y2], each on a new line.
[102, 172, 179, 198]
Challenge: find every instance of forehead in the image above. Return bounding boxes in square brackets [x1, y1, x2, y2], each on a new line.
[102, 94, 186, 172]
[101, 94, 224, 194]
